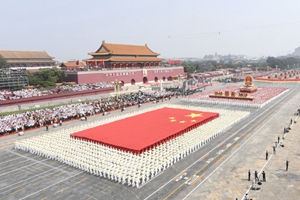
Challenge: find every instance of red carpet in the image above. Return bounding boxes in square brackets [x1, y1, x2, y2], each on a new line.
[71, 107, 219, 154]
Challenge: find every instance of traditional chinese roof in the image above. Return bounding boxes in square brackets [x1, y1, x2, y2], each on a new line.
[0, 50, 54, 59]
[60, 62, 85, 68]
[5, 59, 55, 63]
[89, 41, 160, 56]
[85, 57, 164, 62]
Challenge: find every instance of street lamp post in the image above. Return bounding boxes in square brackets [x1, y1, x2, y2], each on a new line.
[112, 79, 122, 99]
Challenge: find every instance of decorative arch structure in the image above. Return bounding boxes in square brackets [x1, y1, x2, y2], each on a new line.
[143, 77, 148, 83]
[131, 79, 136, 85]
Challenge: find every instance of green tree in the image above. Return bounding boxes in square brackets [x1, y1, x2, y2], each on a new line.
[266, 56, 300, 70]
[27, 67, 67, 87]
[0, 55, 9, 68]
[182, 62, 196, 73]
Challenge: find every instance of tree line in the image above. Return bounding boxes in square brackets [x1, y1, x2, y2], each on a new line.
[26, 68, 67, 87]
[181, 60, 267, 73]
[266, 57, 300, 70]
[182, 57, 300, 73]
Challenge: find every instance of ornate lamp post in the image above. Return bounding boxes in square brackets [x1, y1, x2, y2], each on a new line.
[178, 73, 182, 82]
[112, 79, 122, 98]
[159, 79, 163, 91]
[178, 73, 184, 89]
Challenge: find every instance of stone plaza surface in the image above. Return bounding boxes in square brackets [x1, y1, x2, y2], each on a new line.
[182, 83, 300, 200]
[0, 82, 300, 200]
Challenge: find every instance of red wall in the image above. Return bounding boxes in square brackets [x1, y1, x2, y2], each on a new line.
[64, 67, 184, 84]
[64, 73, 79, 83]
[0, 88, 113, 108]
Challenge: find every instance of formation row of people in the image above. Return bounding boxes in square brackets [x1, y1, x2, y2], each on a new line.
[0, 90, 175, 135]
[15, 104, 249, 188]
[0, 82, 113, 101]
[232, 71, 277, 82]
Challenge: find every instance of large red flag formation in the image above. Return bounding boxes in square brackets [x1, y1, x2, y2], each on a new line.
[71, 107, 219, 154]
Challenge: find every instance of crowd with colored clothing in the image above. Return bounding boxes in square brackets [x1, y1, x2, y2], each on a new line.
[231, 71, 277, 82]
[53, 82, 113, 93]
[0, 90, 175, 135]
[0, 82, 113, 101]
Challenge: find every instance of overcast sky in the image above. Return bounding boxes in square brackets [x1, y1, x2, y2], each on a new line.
[1, 0, 300, 61]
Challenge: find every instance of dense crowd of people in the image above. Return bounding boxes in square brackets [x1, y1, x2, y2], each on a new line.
[0, 90, 175, 135]
[0, 82, 113, 101]
[54, 82, 113, 93]
[231, 71, 278, 82]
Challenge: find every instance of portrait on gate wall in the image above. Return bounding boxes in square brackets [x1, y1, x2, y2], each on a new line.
[142, 69, 147, 77]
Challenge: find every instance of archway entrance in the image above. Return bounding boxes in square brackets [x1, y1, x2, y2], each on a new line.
[143, 77, 148, 83]
[167, 76, 173, 81]
[162, 77, 166, 81]
[131, 79, 136, 85]
[154, 77, 158, 82]
[121, 81, 125, 87]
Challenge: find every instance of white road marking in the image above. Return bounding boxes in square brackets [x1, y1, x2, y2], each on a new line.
[18, 171, 83, 200]
[183, 87, 299, 200]
[0, 156, 23, 165]
[0, 165, 70, 194]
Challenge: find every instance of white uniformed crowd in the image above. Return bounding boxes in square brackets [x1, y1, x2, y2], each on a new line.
[15, 104, 249, 188]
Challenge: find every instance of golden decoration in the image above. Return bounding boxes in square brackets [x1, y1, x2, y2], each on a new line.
[186, 113, 203, 118]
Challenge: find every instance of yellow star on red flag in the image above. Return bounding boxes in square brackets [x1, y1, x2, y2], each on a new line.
[170, 119, 176, 122]
[179, 120, 186, 123]
[186, 113, 203, 118]
[191, 119, 197, 122]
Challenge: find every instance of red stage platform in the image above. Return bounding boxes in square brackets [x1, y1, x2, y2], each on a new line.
[71, 107, 219, 154]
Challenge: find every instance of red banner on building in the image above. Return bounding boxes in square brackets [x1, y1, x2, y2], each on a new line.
[97, 60, 104, 66]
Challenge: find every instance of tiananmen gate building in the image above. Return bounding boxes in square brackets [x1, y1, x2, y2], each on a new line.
[85, 40, 164, 68]
[63, 41, 184, 85]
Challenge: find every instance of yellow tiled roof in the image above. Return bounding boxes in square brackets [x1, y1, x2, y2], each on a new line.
[89, 41, 160, 56]
[0, 50, 54, 59]
[60, 62, 85, 67]
[85, 57, 164, 62]
[6, 59, 55, 63]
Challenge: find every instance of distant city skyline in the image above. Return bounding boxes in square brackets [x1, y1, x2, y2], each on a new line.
[1, 0, 300, 62]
